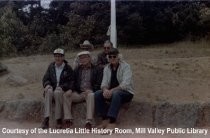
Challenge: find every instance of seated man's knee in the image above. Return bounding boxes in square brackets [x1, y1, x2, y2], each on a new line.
[45, 89, 53, 96]
[63, 90, 72, 98]
[94, 90, 103, 97]
[54, 89, 63, 97]
[87, 92, 94, 99]
[112, 90, 121, 97]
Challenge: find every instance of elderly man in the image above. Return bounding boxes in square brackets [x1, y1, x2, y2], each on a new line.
[96, 40, 113, 84]
[95, 48, 134, 129]
[73, 40, 96, 69]
[63, 51, 100, 129]
[97, 40, 113, 68]
[41, 48, 74, 129]
[80, 40, 94, 51]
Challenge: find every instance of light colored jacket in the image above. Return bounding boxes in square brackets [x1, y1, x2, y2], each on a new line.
[101, 60, 134, 94]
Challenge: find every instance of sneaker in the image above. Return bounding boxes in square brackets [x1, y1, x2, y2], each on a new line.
[85, 122, 92, 130]
[97, 119, 109, 129]
[63, 120, 73, 128]
[41, 117, 49, 129]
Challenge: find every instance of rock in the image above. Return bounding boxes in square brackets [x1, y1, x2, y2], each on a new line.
[0, 101, 6, 113]
[0, 99, 210, 128]
[71, 102, 89, 126]
[3, 100, 42, 121]
[118, 101, 153, 127]
[196, 103, 210, 127]
[6, 75, 28, 87]
[154, 102, 200, 127]
[0, 63, 7, 75]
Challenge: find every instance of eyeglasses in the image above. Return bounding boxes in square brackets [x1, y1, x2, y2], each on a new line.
[104, 47, 110, 50]
[108, 55, 117, 59]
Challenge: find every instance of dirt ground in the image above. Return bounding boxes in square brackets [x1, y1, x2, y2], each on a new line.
[1, 41, 210, 103]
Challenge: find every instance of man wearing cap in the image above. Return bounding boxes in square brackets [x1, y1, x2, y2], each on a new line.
[95, 48, 134, 129]
[41, 48, 74, 129]
[63, 51, 100, 129]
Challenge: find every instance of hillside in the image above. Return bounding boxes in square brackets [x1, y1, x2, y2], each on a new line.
[1, 41, 210, 103]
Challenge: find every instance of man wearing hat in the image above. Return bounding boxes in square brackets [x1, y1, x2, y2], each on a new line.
[80, 40, 94, 51]
[41, 48, 74, 129]
[95, 48, 134, 129]
[63, 51, 100, 129]
[73, 40, 96, 69]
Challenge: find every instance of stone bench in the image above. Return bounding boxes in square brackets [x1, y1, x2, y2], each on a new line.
[0, 99, 210, 127]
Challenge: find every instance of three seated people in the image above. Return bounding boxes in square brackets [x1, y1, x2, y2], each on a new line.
[41, 44, 134, 129]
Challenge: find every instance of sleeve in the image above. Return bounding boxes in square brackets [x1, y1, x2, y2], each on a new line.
[100, 66, 109, 90]
[60, 66, 74, 92]
[119, 64, 132, 91]
[72, 68, 78, 92]
[97, 53, 103, 66]
[42, 65, 52, 88]
[93, 67, 102, 91]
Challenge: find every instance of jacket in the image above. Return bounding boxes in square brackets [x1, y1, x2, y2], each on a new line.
[97, 52, 109, 66]
[101, 61, 134, 94]
[42, 60, 74, 92]
[73, 64, 101, 93]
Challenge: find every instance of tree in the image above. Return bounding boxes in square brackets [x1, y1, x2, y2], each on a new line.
[0, 5, 27, 56]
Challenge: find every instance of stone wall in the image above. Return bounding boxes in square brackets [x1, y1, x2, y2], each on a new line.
[0, 99, 210, 127]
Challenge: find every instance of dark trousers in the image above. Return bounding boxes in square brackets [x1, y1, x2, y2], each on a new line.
[94, 89, 133, 119]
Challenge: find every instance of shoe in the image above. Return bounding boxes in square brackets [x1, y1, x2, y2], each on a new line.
[41, 117, 49, 129]
[56, 119, 62, 129]
[63, 120, 73, 128]
[97, 119, 109, 129]
[85, 122, 92, 130]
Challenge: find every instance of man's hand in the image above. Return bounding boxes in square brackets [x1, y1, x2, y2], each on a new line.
[56, 86, 63, 91]
[44, 85, 52, 92]
[103, 89, 112, 99]
[85, 89, 93, 94]
[65, 90, 73, 97]
[81, 89, 93, 98]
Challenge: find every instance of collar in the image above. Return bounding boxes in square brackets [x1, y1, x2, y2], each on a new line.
[55, 62, 65, 69]
[110, 63, 119, 70]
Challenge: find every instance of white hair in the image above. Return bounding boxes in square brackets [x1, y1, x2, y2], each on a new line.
[73, 52, 96, 69]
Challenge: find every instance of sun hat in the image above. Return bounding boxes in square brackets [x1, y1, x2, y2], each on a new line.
[80, 40, 94, 50]
[77, 51, 91, 57]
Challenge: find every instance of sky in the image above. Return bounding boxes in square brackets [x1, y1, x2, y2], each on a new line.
[40, 0, 52, 9]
